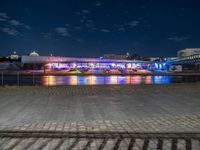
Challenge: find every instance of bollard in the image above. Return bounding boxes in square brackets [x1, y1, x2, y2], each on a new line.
[1, 72, 3, 86]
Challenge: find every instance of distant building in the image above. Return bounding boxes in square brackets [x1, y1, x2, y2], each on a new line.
[29, 51, 39, 56]
[177, 48, 200, 58]
[103, 53, 129, 60]
[150, 57, 177, 62]
[10, 51, 20, 60]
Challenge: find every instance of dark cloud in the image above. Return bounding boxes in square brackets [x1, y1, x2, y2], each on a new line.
[168, 36, 190, 42]
[55, 27, 71, 37]
[1, 27, 19, 36]
[101, 29, 110, 33]
[96, 1, 102, 7]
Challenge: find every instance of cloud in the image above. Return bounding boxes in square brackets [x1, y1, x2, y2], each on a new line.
[41, 32, 53, 39]
[74, 26, 82, 30]
[101, 29, 110, 33]
[55, 27, 71, 37]
[1, 27, 19, 36]
[9, 19, 21, 26]
[118, 27, 126, 32]
[96, 1, 102, 7]
[76, 38, 84, 43]
[126, 21, 140, 27]
[24, 25, 31, 30]
[168, 36, 189, 42]
[0, 13, 31, 36]
[75, 12, 82, 16]
[82, 10, 90, 13]
[0, 13, 9, 21]
[85, 23, 96, 31]
[9, 19, 31, 30]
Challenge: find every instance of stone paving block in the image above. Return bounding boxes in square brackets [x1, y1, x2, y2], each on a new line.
[162, 139, 172, 150]
[12, 138, 36, 150]
[147, 139, 158, 150]
[177, 139, 186, 150]
[73, 138, 89, 149]
[26, 138, 50, 150]
[191, 139, 200, 150]
[89, 139, 103, 150]
[1, 138, 21, 150]
[59, 138, 76, 150]
[133, 139, 144, 150]
[100, 139, 118, 150]
[41, 138, 63, 150]
[0, 138, 9, 147]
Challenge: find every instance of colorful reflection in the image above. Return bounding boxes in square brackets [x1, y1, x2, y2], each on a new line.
[41, 75, 172, 86]
[130, 76, 142, 84]
[42, 75, 57, 86]
[145, 76, 153, 84]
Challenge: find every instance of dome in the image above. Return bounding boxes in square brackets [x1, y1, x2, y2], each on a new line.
[29, 51, 39, 56]
[10, 51, 19, 60]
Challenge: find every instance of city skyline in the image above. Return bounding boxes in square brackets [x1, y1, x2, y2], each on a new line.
[0, 0, 200, 57]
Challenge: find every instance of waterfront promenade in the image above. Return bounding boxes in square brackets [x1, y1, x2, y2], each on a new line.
[0, 83, 200, 149]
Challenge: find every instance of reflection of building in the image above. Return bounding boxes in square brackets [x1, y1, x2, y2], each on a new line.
[177, 48, 200, 58]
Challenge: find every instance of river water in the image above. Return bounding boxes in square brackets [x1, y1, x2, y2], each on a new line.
[1, 75, 200, 86]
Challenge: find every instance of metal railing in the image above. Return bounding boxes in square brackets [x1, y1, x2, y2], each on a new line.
[1, 72, 37, 86]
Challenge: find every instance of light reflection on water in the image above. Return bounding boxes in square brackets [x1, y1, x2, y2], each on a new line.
[41, 75, 172, 86]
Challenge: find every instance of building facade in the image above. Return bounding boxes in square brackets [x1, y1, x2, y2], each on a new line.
[177, 48, 200, 58]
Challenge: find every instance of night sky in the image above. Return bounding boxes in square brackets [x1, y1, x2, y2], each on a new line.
[0, 0, 200, 57]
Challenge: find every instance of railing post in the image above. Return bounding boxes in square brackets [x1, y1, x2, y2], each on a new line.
[48, 74, 49, 86]
[1, 72, 3, 86]
[17, 72, 19, 85]
[32, 72, 35, 85]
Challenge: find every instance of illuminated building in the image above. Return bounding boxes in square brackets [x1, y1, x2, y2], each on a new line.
[21, 55, 152, 72]
[177, 48, 200, 58]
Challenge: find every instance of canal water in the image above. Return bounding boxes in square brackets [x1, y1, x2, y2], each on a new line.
[1, 75, 200, 86]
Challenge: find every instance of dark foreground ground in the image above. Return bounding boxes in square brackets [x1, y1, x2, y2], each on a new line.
[0, 83, 200, 124]
[0, 83, 200, 149]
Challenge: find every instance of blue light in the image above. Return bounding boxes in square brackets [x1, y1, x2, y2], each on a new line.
[155, 63, 158, 69]
[159, 64, 162, 69]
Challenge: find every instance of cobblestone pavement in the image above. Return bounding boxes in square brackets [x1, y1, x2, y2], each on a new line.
[0, 116, 200, 149]
[0, 83, 200, 125]
[0, 129, 200, 150]
[0, 83, 200, 149]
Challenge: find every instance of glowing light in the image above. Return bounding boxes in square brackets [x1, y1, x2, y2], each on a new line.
[42, 75, 56, 86]
[88, 75, 97, 85]
[159, 64, 162, 69]
[131, 76, 142, 84]
[145, 76, 152, 84]
[68, 76, 77, 85]
[127, 63, 131, 68]
[73, 63, 76, 68]
[155, 63, 158, 69]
